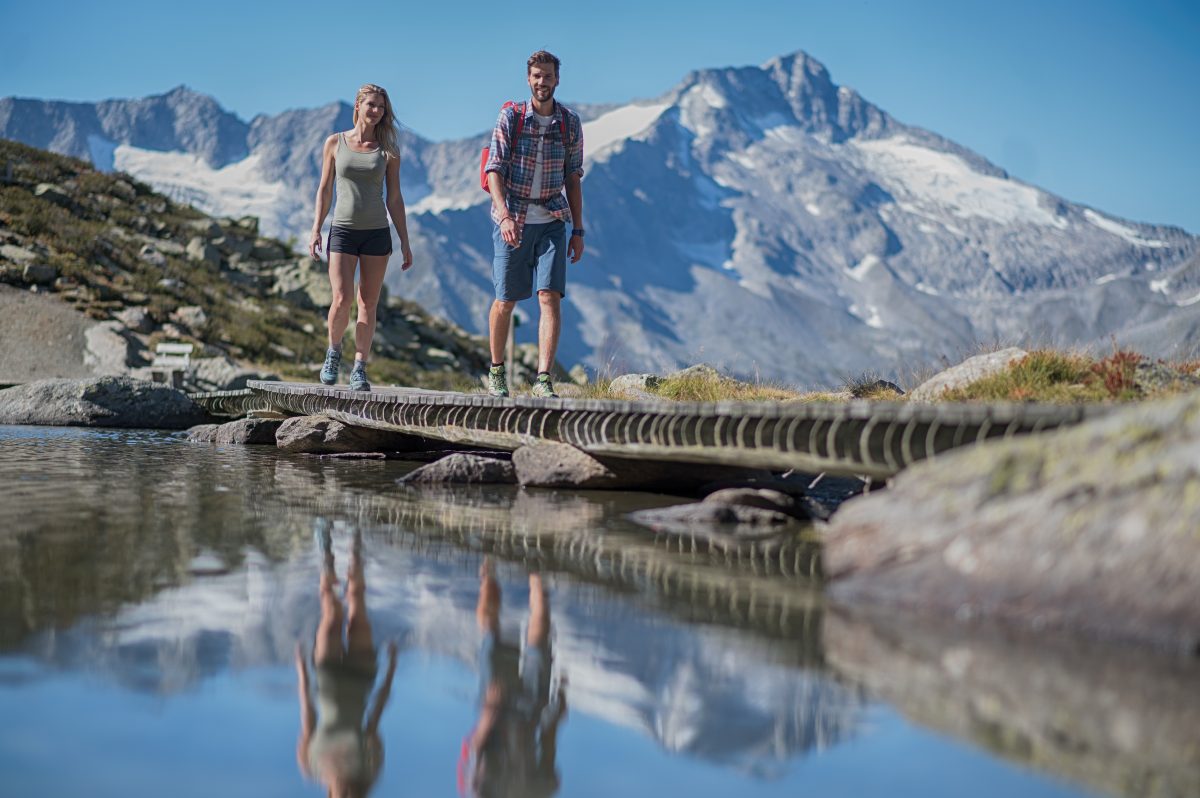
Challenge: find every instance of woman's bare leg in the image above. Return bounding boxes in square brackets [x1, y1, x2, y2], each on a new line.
[314, 561, 344, 665]
[353, 254, 389, 362]
[346, 531, 375, 660]
[327, 253, 359, 349]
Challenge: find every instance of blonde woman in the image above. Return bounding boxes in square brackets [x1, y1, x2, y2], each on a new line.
[310, 84, 413, 391]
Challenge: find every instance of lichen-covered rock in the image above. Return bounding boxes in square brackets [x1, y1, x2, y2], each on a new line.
[398, 453, 516, 485]
[703, 487, 809, 519]
[275, 415, 424, 454]
[214, 418, 282, 445]
[823, 390, 1200, 652]
[908, 348, 1027, 401]
[190, 354, 277, 392]
[0, 377, 212, 429]
[609, 373, 662, 400]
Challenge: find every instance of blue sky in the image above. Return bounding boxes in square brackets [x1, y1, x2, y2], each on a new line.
[1, 0, 1197, 233]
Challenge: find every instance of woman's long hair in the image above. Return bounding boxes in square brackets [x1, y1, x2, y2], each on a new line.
[353, 84, 400, 159]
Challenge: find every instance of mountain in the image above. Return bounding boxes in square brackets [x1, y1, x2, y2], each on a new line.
[4, 53, 1197, 384]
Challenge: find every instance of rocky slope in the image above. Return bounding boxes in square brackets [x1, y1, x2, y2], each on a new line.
[0, 139, 513, 390]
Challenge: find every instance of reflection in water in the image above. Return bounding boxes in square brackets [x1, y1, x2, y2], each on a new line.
[463, 559, 566, 798]
[825, 608, 1200, 798]
[2, 427, 1196, 797]
[296, 526, 397, 798]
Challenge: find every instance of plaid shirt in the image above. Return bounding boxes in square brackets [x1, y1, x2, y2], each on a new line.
[484, 101, 584, 233]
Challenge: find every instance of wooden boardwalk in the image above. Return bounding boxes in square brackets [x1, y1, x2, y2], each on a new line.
[191, 381, 1109, 478]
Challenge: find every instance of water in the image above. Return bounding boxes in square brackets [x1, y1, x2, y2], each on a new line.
[1, 425, 1196, 798]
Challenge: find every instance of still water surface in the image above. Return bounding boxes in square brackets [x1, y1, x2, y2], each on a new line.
[1, 425, 1196, 797]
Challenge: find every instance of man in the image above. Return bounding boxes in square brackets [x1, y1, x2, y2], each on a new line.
[483, 50, 586, 398]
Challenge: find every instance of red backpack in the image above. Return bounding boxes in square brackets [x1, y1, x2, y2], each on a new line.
[479, 101, 573, 192]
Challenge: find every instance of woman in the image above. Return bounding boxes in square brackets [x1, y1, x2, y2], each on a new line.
[310, 84, 413, 391]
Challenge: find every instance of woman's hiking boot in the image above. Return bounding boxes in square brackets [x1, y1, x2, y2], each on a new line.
[348, 360, 371, 392]
[319, 347, 341, 385]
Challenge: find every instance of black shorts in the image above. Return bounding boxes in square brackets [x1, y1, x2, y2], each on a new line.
[328, 225, 392, 257]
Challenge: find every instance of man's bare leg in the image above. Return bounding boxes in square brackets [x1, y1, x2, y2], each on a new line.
[489, 300, 517, 365]
[536, 291, 561, 374]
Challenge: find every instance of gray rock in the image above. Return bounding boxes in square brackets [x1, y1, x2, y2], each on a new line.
[115, 306, 154, 333]
[630, 501, 794, 529]
[251, 238, 288, 261]
[272, 258, 331, 309]
[667, 363, 723, 381]
[186, 236, 221, 267]
[0, 244, 36, 263]
[909, 348, 1027, 401]
[83, 321, 134, 374]
[214, 418, 282, 445]
[186, 219, 223, 239]
[512, 440, 769, 492]
[851, 379, 905, 398]
[171, 305, 209, 331]
[568, 364, 588, 386]
[398, 453, 516, 484]
[0, 377, 211, 428]
[703, 487, 809, 519]
[822, 390, 1200, 653]
[34, 183, 71, 207]
[609, 373, 662, 399]
[190, 355, 278, 392]
[276, 415, 425, 454]
[186, 423, 220, 442]
[22, 262, 57, 285]
[138, 244, 167, 267]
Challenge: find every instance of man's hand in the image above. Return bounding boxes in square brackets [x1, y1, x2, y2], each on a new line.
[568, 233, 585, 263]
[500, 217, 519, 247]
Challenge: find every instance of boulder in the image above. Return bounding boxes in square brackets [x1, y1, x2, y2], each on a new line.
[703, 487, 809, 520]
[214, 418, 282, 445]
[190, 355, 278, 392]
[609, 373, 661, 400]
[272, 258, 331, 309]
[0, 377, 212, 429]
[22, 262, 57, 285]
[276, 415, 425, 454]
[629, 501, 794, 529]
[909, 348, 1027, 401]
[668, 363, 723, 381]
[398, 453, 516, 485]
[512, 440, 770, 492]
[83, 321, 135, 375]
[822, 390, 1200, 653]
[186, 423, 220, 443]
[115, 306, 154, 333]
[0, 243, 36, 263]
[186, 236, 221, 268]
[33, 183, 72, 208]
[170, 305, 209, 331]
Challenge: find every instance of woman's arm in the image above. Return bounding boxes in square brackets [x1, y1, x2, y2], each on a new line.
[295, 643, 316, 777]
[384, 156, 413, 270]
[309, 134, 338, 259]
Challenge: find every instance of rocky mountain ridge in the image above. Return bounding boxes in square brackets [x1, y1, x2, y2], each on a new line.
[4, 50, 1197, 384]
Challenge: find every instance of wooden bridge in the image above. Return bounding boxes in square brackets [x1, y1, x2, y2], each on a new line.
[192, 381, 1106, 478]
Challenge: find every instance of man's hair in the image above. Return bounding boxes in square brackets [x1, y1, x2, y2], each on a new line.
[527, 50, 561, 77]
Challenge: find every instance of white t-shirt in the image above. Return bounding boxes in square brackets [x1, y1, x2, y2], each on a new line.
[525, 111, 557, 224]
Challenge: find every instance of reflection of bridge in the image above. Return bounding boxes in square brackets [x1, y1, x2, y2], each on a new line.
[193, 381, 1107, 478]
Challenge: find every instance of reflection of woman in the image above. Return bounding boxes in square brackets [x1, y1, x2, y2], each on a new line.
[309, 83, 413, 392]
[296, 529, 397, 798]
[461, 559, 567, 798]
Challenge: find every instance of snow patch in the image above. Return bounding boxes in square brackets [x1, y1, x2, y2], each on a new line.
[845, 254, 879, 282]
[112, 145, 295, 234]
[1094, 273, 1119, 285]
[805, 202, 821, 217]
[1083, 209, 1168, 249]
[1178, 291, 1200, 307]
[849, 303, 883, 328]
[915, 282, 940, 296]
[584, 103, 669, 159]
[853, 136, 1068, 229]
[1150, 278, 1170, 295]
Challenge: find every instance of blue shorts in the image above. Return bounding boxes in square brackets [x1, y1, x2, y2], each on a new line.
[492, 219, 567, 301]
[328, 225, 392, 257]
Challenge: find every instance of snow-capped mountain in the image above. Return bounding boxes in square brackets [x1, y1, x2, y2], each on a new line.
[4, 51, 1196, 384]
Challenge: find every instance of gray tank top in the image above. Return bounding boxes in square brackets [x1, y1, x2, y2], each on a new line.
[332, 133, 389, 229]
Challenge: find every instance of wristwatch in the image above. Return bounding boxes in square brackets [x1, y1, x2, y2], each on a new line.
[571, 228, 585, 238]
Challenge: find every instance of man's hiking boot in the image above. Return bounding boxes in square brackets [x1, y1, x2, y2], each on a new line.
[319, 348, 341, 385]
[487, 365, 509, 397]
[348, 360, 371, 392]
[531, 373, 558, 398]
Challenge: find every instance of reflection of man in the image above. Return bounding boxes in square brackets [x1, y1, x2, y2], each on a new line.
[296, 527, 397, 798]
[460, 558, 568, 797]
